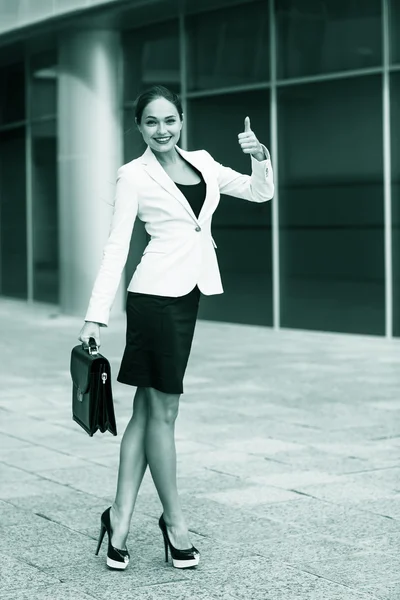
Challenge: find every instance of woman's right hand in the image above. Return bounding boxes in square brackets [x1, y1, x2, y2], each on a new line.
[78, 321, 101, 348]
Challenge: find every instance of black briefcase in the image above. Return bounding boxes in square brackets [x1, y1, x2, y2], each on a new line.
[70, 337, 117, 437]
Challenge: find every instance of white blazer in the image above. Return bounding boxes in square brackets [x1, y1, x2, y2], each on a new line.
[85, 144, 274, 326]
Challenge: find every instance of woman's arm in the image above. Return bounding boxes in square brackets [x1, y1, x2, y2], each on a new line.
[205, 117, 274, 202]
[84, 166, 139, 327]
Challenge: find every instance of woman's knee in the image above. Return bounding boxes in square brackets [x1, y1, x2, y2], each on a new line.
[145, 387, 180, 424]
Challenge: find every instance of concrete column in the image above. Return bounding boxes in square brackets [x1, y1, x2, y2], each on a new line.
[58, 30, 123, 318]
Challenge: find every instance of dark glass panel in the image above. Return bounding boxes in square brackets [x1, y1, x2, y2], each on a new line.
[0, 62, 25, 125]
[276, 0, 382, 79]
[186, 1, 269, 91]
[392, 73, 400, 336]
[123, 105, 146, 162]
[123, 20, 180, 103]
[188, 91, 272, 327]
[278, 76, 384, 334]
[389, 0, 400, 64]
[31, 120, 59, 303]
[0, 128, 27, 299]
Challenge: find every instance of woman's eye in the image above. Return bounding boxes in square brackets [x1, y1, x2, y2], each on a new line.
[145, 120, 176, 126]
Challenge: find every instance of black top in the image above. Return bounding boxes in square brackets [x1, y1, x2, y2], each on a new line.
[174, 166, 206, 220]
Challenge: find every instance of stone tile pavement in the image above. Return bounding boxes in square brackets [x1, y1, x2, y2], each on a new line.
[0, 296, 400, 600]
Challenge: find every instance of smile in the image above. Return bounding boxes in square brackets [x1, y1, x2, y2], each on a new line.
[154, 137, 172, 144]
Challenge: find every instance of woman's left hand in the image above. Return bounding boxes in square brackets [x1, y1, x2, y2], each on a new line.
[238, 117, 265, 161]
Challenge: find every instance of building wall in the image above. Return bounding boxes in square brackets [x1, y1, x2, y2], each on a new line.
[0, 0, 123, 36]
[0, 0, 399, 337]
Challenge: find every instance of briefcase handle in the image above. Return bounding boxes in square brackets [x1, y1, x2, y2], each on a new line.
[87, 337, 99, 356]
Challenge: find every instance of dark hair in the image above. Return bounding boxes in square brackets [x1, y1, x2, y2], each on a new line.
[134, 85, 183, 124]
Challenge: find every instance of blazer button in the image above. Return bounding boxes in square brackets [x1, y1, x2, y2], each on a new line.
[195, 226, 201, 232]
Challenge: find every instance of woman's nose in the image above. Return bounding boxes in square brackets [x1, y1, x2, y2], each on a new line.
[157, 123, 167, 134]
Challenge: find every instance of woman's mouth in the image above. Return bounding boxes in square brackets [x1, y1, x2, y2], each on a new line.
[154, 136, 172, 145]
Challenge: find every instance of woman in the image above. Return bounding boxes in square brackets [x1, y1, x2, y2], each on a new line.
[78, 85, 274, 571]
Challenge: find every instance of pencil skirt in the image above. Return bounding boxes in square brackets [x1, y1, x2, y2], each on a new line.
[116, 285, 201, 394]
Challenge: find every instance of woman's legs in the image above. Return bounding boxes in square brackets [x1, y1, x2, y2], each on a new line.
[110, 386, 148, 549]
[144, 386, 192, 549]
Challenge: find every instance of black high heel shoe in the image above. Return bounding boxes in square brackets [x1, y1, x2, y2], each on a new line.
[95, 507, 130, 570]
[158, 514, 200, 569]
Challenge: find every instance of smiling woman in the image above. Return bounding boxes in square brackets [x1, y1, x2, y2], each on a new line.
[134, 85, 183, 153]
[79, 83, 273, 573]
[134, 87, 204, 185]
[138, 98, 182, 153]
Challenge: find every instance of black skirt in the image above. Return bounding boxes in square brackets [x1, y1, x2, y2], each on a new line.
[116, 285, 201, 394]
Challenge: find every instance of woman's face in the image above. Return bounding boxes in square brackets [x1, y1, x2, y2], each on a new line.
[137, 97, 183, 153]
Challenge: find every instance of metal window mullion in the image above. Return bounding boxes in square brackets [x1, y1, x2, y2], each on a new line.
[276, 66, 383, 87]
[270, 0, 280, 330]
[179, 13, 188, 150]
[187, 82, 271, 99]
[0, 119, 28, 132]
[25, 54, 33, 303]
[383, 0, 393, 338]
[29, 113, 57, 125]
[184, 67, 383, 100]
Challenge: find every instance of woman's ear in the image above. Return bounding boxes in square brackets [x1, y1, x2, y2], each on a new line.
[180, 113, 184, 129]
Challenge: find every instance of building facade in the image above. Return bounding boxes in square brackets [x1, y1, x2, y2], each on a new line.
[0, 0, 399, 337]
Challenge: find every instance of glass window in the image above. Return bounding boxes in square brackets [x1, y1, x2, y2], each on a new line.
[390, 0, 400, 65]
[278, 76, 384, 335]
[123, 20, 180, 103]
[0, 62, 25, 125]
[392, 73, 400, 336]
[31, 120, 59, 303]
[188, 91, 272, 327]
[186, 1, 269, 92]
[123, 106, 146, 161]
[0, 128, 27, 299]
[30, 52, 57, 119]
[276, 0, 382, 80]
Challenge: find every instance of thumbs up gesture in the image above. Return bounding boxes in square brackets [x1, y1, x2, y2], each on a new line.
[238, 117, 265, 161]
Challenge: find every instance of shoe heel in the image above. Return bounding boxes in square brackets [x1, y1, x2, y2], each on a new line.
[95, 522, 106, 556]
[158, 514, 200, 569]
[163, 532, 169, 563]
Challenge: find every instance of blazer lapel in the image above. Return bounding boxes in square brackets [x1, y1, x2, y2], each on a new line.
[140, 145, 212, 223]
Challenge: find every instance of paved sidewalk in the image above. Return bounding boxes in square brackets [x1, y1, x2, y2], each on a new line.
[0, 296, 400, 600]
